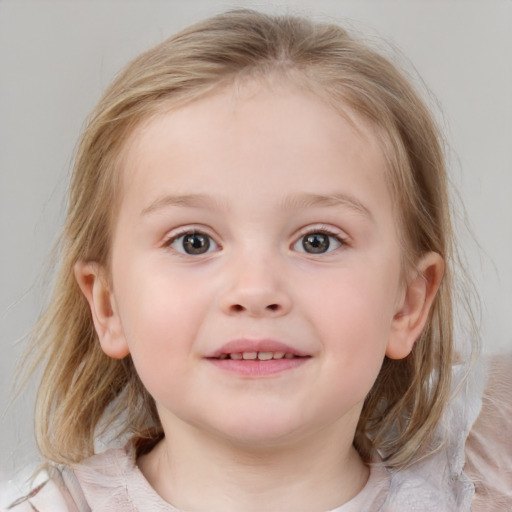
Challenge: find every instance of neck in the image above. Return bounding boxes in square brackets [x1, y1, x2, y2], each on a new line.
[138, 420, 369, 512]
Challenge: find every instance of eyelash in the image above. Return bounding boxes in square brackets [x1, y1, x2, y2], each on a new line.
[163, 228, 220, 256]
[292, 226, 348, 255]
[162, 225, 348, 256]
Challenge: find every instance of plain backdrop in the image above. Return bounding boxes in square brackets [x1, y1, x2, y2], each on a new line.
[1, 0, 511, 474]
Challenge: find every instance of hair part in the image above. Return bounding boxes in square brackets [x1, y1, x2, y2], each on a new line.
[27, 8, 462, 469]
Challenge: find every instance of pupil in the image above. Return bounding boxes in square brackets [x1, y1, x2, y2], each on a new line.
[303, 233, 329, 253]
[183, 233, 210, 254]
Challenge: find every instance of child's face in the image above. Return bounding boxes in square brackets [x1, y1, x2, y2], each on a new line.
[90, 83, 421, 447]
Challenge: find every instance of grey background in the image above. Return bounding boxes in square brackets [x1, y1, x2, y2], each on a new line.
[1, 0, 511, 474]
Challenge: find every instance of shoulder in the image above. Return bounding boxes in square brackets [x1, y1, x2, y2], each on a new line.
[73, 445, 177, 511]
[376, 361, 484, 511]
[2, 446, 169, 512]
[73, 445, 134, 479]
[69, 447, 134, 511]
[0, 447, 135, 512]
[394, 352, 512, 511]
[0, 465, 89, 512]
[465, 352, 512, 511]
[72, 445, 152, 511]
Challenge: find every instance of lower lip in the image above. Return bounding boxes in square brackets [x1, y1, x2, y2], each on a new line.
[207, 357, 310, 376]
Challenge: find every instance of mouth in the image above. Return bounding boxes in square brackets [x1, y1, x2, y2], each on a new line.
[205, 339, 311, 376]
[211, 351, 304, 361]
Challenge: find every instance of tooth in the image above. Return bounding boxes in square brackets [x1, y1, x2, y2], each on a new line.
[231, 353, 243, 360]
[273, 352, 285, 359]
[257, 352, 273, 360]
[284, 353, 295, 359]
[242, 352, 257, 360]
[219, 354, 228, 360]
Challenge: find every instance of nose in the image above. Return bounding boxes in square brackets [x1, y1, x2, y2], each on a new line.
[220, 255, 292, 317]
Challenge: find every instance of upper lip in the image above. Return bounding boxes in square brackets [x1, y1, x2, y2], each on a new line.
[206, 338, 310, 359]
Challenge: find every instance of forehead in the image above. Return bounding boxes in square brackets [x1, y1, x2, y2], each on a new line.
[124, 82, 384, 178]
[115, 81, 396, 229]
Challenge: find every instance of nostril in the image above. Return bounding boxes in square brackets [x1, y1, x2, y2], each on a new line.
[227, 302, 284, 315]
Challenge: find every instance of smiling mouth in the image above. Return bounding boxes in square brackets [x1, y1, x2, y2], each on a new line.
[211, 351, 305, 361]
[207, 351, 311, 376]
[206, 340, 311, 375]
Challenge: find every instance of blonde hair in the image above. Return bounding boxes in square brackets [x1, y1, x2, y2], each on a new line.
[28, 9, 459, 469]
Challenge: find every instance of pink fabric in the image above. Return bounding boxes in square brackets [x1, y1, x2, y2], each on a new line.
[464, 352, 512, 511]
[73, 448, 389, 512]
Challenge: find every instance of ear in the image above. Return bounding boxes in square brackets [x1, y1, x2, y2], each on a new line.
[386, 252, 444, 360]
[74, 261, 130, 359]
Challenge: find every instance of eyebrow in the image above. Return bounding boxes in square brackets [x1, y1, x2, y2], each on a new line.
[141, 191, 373, 220]
[280, 192, 373, 220]
[141, 193, 225, 216]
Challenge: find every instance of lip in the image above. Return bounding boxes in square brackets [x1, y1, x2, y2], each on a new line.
[205, 338, 311, 377]
[206, 338, 310, 359]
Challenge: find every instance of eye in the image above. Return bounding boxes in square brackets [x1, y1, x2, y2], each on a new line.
[293, 231, 344, 254]
[168, 231, 219, 255]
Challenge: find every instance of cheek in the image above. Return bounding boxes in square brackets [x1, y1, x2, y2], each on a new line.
[111, 256, 223, 388]
[309, 261, 399, 338]
[115, 256, 200, 336]
[112, 267, 192, 372]
[306, 263, 400, 394]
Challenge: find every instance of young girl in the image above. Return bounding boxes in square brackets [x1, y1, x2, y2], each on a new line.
[2, 9, 511, 512]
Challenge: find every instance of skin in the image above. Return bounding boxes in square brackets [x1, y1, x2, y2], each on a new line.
[76, 81, 443, 512]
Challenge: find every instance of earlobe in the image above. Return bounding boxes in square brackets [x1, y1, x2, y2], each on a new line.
[386, 252, 445, 360]
[74, 261, 130, 359]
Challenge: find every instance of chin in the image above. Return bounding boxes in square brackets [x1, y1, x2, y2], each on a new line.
[207, 414, 311, 450]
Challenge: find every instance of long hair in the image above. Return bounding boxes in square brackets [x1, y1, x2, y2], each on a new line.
[27, 9, 461, 468]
